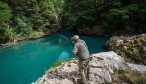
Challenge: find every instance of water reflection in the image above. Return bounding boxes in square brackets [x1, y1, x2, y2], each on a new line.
[59, 37, 68, 45]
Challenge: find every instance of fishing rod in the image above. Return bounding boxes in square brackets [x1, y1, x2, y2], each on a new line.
[79, 0, 120, 16]
[76, 0, 120, 23]
[97, 0, 120, 10]
[53, 34, 74, 49]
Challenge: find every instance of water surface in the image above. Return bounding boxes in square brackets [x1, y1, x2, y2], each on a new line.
[0, 31, 108, 84]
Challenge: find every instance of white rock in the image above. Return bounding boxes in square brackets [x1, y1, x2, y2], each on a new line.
[92, 51, 129, 71]
[34, 51, 146, 84]
[127, 63, 146, 73]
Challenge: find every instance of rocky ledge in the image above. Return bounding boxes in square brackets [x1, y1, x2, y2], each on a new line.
[107, 34, 146, 64]
[33, 51, 146, 84]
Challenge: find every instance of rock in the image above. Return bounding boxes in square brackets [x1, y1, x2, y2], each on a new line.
[0, 42, 16, 48]
[35, 78, 74, 84]
[76, 24, 105, 36]
[107, 34, 146, 65]
[127, 63, 146, 73]
[88, 55, 112, 83]
[34, 51, 146, 84]
[88, 66, 112, 83]
[92, 51, 129, 71]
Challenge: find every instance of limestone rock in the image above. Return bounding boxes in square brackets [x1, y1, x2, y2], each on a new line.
[128, 63, 146, 73]
[107, 34, 146, 64]
[34, 51, 146, 84]
[92, 51, 128, 71]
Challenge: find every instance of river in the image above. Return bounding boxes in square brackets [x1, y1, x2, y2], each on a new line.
[0, 31, 108, 84]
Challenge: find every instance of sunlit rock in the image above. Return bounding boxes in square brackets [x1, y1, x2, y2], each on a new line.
[34, 51, 146, 84]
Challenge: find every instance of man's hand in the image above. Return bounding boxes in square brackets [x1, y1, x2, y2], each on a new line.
[72, 51, 77, 55]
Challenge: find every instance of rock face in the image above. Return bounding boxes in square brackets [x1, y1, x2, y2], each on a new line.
[76, 24, 105, 36]
[107, 34, 146, 64]
[34, 51, 146, 84]
[0, 42, 16, 48]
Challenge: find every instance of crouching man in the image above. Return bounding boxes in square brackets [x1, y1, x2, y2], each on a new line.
[71, 35, 90, 84]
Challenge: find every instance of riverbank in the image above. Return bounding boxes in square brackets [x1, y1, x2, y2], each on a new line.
[0, 28, 59, 48]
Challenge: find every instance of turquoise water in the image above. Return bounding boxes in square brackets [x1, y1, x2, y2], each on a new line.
[0, 31, 108, 84]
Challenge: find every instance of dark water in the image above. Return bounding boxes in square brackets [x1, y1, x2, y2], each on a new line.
[0, 31, 108, 84]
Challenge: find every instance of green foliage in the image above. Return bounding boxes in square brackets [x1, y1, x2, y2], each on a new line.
[63, 0, 100, 28]
[0, 1, 12, 43]
[0, 0, 64, 43]
[14, 16, 33, 36]
[0, 1, 12, 22]
[1, 0, 146, 43]
[64, 0, 146, 35]
[102, 3, 142, 34]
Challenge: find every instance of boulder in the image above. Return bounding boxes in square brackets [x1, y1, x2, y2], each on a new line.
[34, 51, 146, 84]
[107, 34, 146, 64]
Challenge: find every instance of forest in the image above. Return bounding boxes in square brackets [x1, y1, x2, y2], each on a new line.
[0, 0, 146, 43]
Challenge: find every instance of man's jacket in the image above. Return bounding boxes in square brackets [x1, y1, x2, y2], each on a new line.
[73, 39, 90, 61]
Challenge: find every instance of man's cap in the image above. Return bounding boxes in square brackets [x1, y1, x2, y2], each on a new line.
[71, 35, 79, 40]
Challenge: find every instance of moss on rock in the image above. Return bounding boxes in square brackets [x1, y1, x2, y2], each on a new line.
[116, 71, 146, 84]
[107, 34, 146, 65]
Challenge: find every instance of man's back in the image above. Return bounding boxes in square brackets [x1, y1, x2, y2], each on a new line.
[74, 39, 90, 61]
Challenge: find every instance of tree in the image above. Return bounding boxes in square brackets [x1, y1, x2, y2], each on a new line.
[39, 0, 64, 28]
[0, 1, 12, 43]
[63, 0, 146, 34]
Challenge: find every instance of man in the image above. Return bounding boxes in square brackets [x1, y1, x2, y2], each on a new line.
[71, 35, 90, 84]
